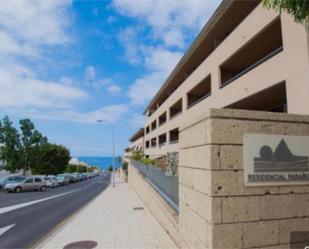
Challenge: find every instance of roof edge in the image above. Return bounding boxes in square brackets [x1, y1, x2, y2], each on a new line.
[143, 0, 232, 115]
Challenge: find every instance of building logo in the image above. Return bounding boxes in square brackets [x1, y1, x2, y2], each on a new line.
[254, 139, 309, 173]
[244, 134, 309, 186]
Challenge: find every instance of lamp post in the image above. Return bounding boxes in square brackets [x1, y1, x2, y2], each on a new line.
[97, 120, 115, 187]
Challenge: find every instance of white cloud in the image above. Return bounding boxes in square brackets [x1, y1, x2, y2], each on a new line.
[23, 104, 128, 124]
[84, 66, 122, 95]
[117, 27, 142, 65]
[129, 113, 145, 128]
[107, 84, 121, 94]
[113, 0, 220, 48]
[84, 66, 96, 82]
[128, 47, 182, 105]
[0, 63, 87, 109]
[0, 0, 72, 46]
[0, 31, 39, 58]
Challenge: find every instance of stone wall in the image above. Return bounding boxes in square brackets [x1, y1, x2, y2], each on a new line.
[179, 108, 309, 249]
[128, 161, 188, 248]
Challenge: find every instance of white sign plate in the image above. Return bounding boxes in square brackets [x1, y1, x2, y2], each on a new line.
[244, 134, 309, 186]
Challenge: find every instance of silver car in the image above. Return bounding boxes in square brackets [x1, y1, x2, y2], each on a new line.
[0, 175, 25, 190]
[5, 176, 47, 193]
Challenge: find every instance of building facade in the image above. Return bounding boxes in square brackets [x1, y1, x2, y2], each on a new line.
[130, 0, 309, 159]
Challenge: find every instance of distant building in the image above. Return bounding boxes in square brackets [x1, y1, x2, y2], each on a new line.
[128, 0, 309, 159]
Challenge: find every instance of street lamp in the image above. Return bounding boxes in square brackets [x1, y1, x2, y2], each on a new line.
[97, 120, 115, 187]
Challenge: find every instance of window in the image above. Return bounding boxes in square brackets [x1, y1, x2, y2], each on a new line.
[35, 178, 42, 182]
[220, 18, 283, 87]
[158, 133, 167, 147]
[187, 75, 211, 108]
[151, 137, 157, 148]
[169, 128, 179, 144]
[151, 120, 157, 131]
[145, 140, 150, 149]
[159, 112, 167, 126]
[169, 99, 182, 119]
[146, 126, 150, 134]
[25, 178, 33, 183]
[226, 81, 287, 113]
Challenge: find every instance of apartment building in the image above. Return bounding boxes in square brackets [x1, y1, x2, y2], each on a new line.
[125, 128, 144, 156]
[130, 0, 309, 159]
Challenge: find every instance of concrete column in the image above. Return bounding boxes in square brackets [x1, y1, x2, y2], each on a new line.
[280, 13, 309, 114]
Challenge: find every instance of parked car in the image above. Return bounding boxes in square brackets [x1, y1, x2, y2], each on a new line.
[68, 173, 79, 183]
[80, 173, 87, 181]
[45, 176, 58, 188]
[0, 175, 25, 190]
[56, 174, 70, 186]
[5, 176, 47, 193]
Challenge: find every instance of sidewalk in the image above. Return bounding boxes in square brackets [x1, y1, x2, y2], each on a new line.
[36, 175, 178, 249]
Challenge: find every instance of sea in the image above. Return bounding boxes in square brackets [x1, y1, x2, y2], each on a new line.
[77, 156, 121, 170]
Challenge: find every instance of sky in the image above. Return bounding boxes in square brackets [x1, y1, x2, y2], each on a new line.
[0, 0, 221, 157]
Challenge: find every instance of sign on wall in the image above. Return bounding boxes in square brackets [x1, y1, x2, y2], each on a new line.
[244, 134, 309, 186]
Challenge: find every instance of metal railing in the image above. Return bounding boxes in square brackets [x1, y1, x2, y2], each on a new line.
[132, 160, 179, 211]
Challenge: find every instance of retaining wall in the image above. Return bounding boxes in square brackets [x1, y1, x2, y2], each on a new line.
[128, 162, 188, 248]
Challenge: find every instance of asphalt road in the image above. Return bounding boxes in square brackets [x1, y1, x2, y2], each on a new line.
[0, 172, 111, 249]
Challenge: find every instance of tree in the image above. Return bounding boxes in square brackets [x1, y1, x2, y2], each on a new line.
[76, 165, 87, 173]
[65, 164, 77, 173]
[31, 143, 70, 175]
[263, 0, 309, 28]
[19, 119, 48, 175]
[0, 116, 22, 172]
[108, 165, 113, 172]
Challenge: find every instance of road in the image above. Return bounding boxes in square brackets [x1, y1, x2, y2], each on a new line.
[0, 172, 111, 249]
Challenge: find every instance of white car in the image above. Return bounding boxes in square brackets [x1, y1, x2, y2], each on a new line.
[45, 176, 58, 188]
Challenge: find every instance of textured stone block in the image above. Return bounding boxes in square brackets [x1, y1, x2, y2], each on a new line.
[179, 219, 207, 249]
[295, 194, 309, 217]
[179, 145, 220, 170]
[180, 119, 211, 149]
[180, 204, 208, 246]
[260, 194, 297, 220]
[279, 217, 309, 244]
[179, 166, 211, 195]
[210, 223, 243, 249]
[219, 145, 243, 170]
[279, 185, 309, 194]
[243, 220, 279, 248]
[221, 196, 260, 223]
[209, 118, 309, 145]
[179, 184, 221, 223]
[211, 170, 280, 196]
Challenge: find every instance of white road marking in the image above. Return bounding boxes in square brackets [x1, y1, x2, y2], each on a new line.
[0, 224, 15, 236]
[0, 188, 82, 215]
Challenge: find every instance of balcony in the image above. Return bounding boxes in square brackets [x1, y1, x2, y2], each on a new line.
[159, 112, 167, 126]
[220, 18, 283, 88]
[145, 140, 150, 149]
[226, 81, 287, 112]
[151, 120, 157, 131]
[158, 133, 167, 147]
[169, 99, 182, 120]
[169, 128, 179, 144]
[151, 137, 157, 148]
[187, 75, 211, 109]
